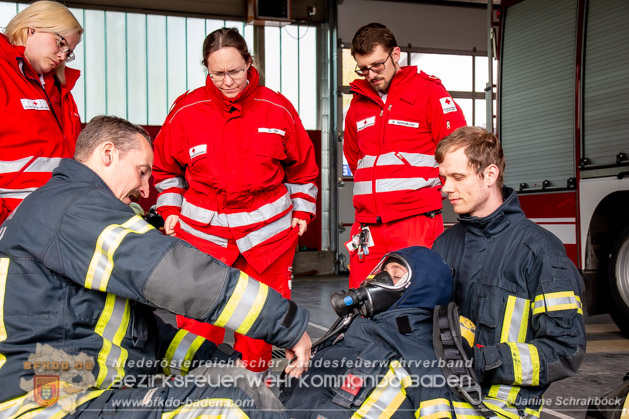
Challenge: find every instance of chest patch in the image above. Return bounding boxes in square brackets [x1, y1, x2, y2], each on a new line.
[189, 144, 207, 159]
[439, 97, 458, 114]
[356, 116, 376, 132]
[21, 99, 50, 111]
[340, 373, 363, 396]
[388, 119, 419, 128]
[258, 127, 286, 136]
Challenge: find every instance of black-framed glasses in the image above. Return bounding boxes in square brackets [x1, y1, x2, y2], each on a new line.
[208, 66, 247, 82]
[355, 50, 393, 76]
[54, 32, 75, 63]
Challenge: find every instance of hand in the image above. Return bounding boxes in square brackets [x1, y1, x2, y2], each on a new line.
[291, 217, 307, 236]
[164, 214, 180, 236]
[284, 331, 311, 377]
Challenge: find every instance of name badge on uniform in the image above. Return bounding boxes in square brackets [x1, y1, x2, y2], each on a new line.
[258, 128, 286, 136]
[439, 97, 458, 114]
[388, 119, 419, 128]
[356, 116, 376, 132]
[21, 99, 50, 111]
[189, 144, 207, 159]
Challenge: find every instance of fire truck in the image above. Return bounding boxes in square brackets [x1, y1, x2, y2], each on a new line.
[498, 0, 629, 334]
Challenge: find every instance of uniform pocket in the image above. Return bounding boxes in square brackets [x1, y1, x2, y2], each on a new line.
[253, 130, 286, 159]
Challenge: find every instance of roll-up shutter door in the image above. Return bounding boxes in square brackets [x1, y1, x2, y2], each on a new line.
[582, 0, 629, 174]
[500, 0, 577, 191]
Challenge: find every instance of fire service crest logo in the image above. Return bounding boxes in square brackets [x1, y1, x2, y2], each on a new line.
[34, 375, 59, 407]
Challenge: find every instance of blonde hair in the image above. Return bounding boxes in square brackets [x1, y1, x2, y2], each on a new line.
[4, 1, 83, 85]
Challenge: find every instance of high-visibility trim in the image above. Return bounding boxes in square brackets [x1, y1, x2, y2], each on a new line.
[163, 329, 205, 376]
[488, 384, 520, 406]
[24, 389, 106, 419]
[156, 192, 184, 209]
[524, 405, 543, 418]
[94, 294, 131, 389]
[179, 220, 229, 247]
[532, 291, 583, 315]
[181, 193, 292, 228]
[352, 360, 410, 419]
[0, 157, 63, 174]
[416, 398, 452, 419]
[501, 295, 530, 343]
[235, 212, 292, 253]
[213, 272, 269, 335]
[451, 401, 486, 419]
[85, 216, 153, 292]
[285, 182, 318, 199]
[0, 258, 9, 343]
[0, 385, 105, 419]
[253, 98, 295, 123]
[506, 342, 540, 386]
[483, 398, 522, 419]
[292, 197, 316, 214]
[154, 176, 189, 193]
[356, 152, 438, 169]
[161, 398, 248, 419]
[0, 187, 38, 199]
[353, 177, 441, 195]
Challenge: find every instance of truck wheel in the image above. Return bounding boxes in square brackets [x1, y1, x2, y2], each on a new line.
[608, 226, 629, 337]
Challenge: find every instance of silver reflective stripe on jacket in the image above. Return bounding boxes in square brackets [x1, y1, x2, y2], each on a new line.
[155, 176, 189, 193]
[291, 197, 316, 214]
[0, 157, 63, 174]
[179, 220, 229, 248]
[356, 152, 437, 169]
[353, 177, 441, 196]
[285, 182, 318, 199]
[95, 294, 131, 389]
[0, 187, 38, 200]
[235, 212, 292, 253]
[156, 192, 184, 209]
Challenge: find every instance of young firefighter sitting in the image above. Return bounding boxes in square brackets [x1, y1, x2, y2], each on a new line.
[280, 246, 475, 418]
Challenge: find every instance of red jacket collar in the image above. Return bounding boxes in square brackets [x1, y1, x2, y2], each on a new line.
[350, 65, 418, 103]
[205, 66, 260, 113]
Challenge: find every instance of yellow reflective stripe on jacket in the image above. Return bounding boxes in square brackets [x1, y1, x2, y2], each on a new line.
[483, 397, 523, 419]
[163, 329, 205, 376]
[352, 360, 411, 419]
[524, 405, 542, 418]
[416, 398, 452, 419]
[0, 258, 9, 343]
[214, 272, 268, 335]
[532, 291, 583, 315]
[94, 294, 131, 389]
[161, 398, 248, 419]
[85, 215, 153, 291]
[505, 342, 540, 386]
[451, 401, 486, 419]
[0, 385, 105, 419]
[501, 296, 530, 343]
[0, 258, 8, 373]
[21, 389, 105, 419]
[488, 384, 520, 406]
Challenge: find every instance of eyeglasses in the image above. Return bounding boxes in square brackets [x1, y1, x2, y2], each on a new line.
[208, 66, 247, 82]
[54, 32, 75, 63]
[355, 50, 393, 76]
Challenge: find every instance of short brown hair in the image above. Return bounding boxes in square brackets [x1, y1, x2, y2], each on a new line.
[202, 27, 252, 69]
[435, 126, 506, 188]
[74, 115, 151, 162]
[351, 22, 397, 57]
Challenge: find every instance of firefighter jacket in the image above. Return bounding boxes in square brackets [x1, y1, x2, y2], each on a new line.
[0, 34, 81, 225]
[0, 159, 309, 414]
[432, 187, 587, 418]
[343, 66, 466, 224]
[152, 66, 319, 273]
[281, 246, 463, 419]
[280, 308, 458, 419]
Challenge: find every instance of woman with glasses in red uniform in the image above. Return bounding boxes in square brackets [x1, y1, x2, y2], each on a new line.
[0, 1, 83, 224]
[152, 27, 318, 377]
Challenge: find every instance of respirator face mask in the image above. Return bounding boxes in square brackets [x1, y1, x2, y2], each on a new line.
[330, 253, 412, 318]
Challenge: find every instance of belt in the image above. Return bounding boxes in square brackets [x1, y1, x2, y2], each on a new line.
[373, 209, 442, 224]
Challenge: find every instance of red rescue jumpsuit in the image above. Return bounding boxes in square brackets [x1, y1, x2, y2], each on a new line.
[153, 67, 318, 372]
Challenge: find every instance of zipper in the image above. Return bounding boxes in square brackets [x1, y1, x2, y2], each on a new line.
[18, 57, 64, 135]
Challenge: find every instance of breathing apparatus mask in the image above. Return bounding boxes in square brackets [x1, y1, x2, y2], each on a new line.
[330, 253, 411, 318]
